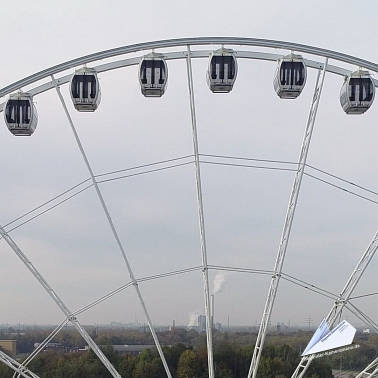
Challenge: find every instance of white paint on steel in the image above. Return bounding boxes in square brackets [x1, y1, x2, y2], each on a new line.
[0, 37, 376, 377]
[249, 59, 328, 378]
[1, 50, 377, 113]
[0, 349, 40, 378]
[186, 45, 215, 378]
[14, 319, 69, 378]
[0, 37, 377, 98]
[291, 230, 378, 378]
[346, 303, 378, 332]
[356, 357, 378, 378]
[51, 76, 173, 378]
[0, 225, 122, 378]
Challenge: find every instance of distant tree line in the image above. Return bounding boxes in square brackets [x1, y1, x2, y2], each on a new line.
[0, 342, 333, 378]
[0, 328, 375, 377]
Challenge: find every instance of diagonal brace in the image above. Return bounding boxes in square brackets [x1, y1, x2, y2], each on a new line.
[248, 59, 328, 378]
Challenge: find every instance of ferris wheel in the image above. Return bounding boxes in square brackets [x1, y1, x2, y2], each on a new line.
[0, 37, 377, 378]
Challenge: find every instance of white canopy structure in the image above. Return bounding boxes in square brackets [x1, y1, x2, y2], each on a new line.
[301, 320, 356, 357]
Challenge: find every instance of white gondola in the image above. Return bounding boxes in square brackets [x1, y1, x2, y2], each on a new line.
[340, 70, 375, 114]
[274, 54, 307, 99]
[4, 93, 38, 136]
[70, 67, 101, 111]
[139, 54, 168, 97]
[207, 48, 237, 93]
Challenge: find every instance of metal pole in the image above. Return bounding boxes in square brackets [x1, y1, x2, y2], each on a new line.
[356, 357, 378, 378]
[346, 303, 378, 332]
[0, 226, 121, 378]
[51, 76, 172, 378]
[248, 59, 328, 378]
[185, 45, 214, 378]
[211, 294, 215, 330]
[291, 230, 378, 378]
[14, 319, 69, 378]
[0, 349, 40, 378]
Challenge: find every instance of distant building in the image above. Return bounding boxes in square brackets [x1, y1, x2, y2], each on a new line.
[198, 315, 206, 332]
[33, 342, 65, 352]
[169, 320, 176, 332]
[111, 345, 156, 355]
[0, 340, 16, 355]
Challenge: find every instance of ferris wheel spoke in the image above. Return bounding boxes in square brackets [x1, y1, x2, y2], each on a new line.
[291, 230, 378, 378]
[0, 348, 40, 378]
[51, 75, 173, 378]
[0, 226, 122, 378]
[186, 45, 215, 378]
[13, 319, 69, 378]
[0, 37, 376, 378]
[248, 58, 328, 378]
[356, 356, 378, 377]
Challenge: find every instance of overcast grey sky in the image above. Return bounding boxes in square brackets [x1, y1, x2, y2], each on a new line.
[0, 1, 377, 328]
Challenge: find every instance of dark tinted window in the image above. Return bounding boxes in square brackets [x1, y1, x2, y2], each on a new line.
[140, 60, 166, 85]
[158, 62, 166, 84]
[210, 55, 236, 80]
[280, 61, 305, 86]
[71, 74, 97, 99]
[348, 78, 374, 102]
[5, 99, 31, 125]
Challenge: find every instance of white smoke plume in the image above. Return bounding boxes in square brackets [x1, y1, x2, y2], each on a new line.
[213, 273, 226, 294]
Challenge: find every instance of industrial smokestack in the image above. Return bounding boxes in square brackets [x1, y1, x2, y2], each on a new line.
[211, 294, 215, 330]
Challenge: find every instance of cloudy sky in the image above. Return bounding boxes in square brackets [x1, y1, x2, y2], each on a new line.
[0, 1, 377, 330]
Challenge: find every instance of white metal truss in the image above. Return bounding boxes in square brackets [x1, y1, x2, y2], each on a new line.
[356, 357, 378, 377]
[346, 303, 378, 332]
[0, 37, 377, 98]
[0, 37, 376, 378]
[51, 76, 173, 378]
[0, 225, 122, 378]
[185, 46, 214, 378]
[291, 230, 378, 378]
[1, 48, 378, 115]
[248, 59, 328, 378]
[13, 319, 69, 378]
[0, 349, 40, 378]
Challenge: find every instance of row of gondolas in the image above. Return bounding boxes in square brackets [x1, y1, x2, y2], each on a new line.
[3, 48, 376, 136]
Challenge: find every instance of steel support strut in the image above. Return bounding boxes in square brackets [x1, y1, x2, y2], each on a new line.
[185, 46, 215, 378]
[51, 76, 173, 378]
[248, 59, 328, 378]
[0, 226, 121, 378]
[356, 357, 378, 377]
[291, 230, 378, 378]
[1, 50, 378, 116]
[13, 319, 69, 378]
[346, 303, 378, 332]
[1, 36, 377, 97]
[0, 349, 40, 378]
